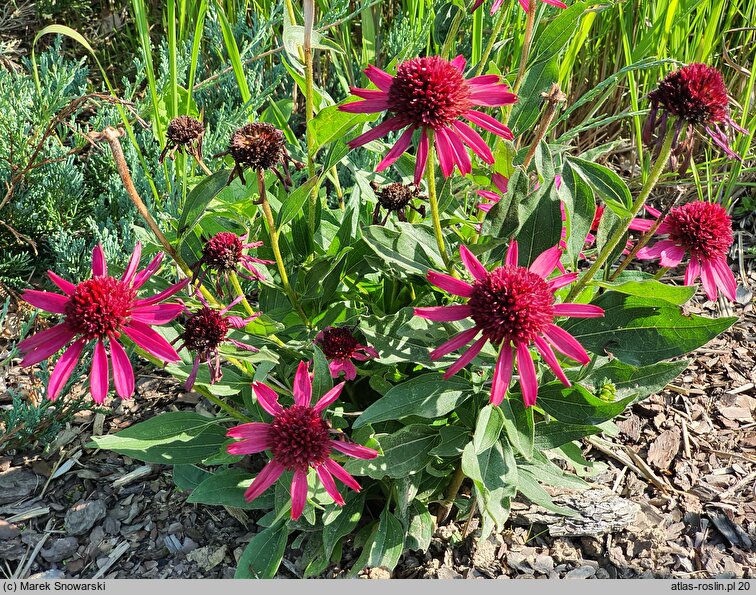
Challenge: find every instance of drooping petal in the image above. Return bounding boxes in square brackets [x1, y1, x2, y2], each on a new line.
[135, 278, 191, 307]
[110, 339, 135, 399]
[516, 342, 538, 407]
[658, 243, 687, 268]
[443, 336, 487, 378]
[293, 360, 313, 407]
[347, 116, 407, 148]
[429, 327, 479, 360]
[92, 244, 107, 276]
[121, 242, 142, 285]
[122, 321, 181, 363]
[427, 270, 474, 297]
[132, 253, 164, 289]
[552, 303, 604, 318]
[253, 381, 284, 416]
[413, 304, 472, 322]
[492, 173, 509, 194]
[464, 110, 514, 139]
[330, 440, 379, 460]
[468, 74, 501, 86]
[547, 272, 579, 291]
[505, 239, 519, 267]
[376, 127, 415, 171]
[459, 245, 488, 280]
[453, 121, 494, 164]
[21, 290, 68, 314]
[440, 127, 471, 176]
[131, 303, 184, 325]
[244, 461, 285, 503]
[710, 257, 737, 301]
[323, 458, 361, 492]
[48, 339, 86, 400]
[290, 468, 309, 520]
[19, 324, 75, 366]
[328, 358, 357, 381]
[700, 259, 719, 301]
[313, 382, 346, 414]
[534, 336, 571, 386]
[543, 0, 567, 7]
[90, 341, 109, 404]
[364, 64, 394, 92]
[469, 86, 518, 107]
[316, 464, 345, 505]
[628, 217, 656, 232]
[543, 324, 590, 364]
[414, 129, 429, 185]
[684, 257, 701, 286]
[350, 87, 390, 101]
[339, 98, 392, 114]
[529, 246, 563, 278]
[490, 345, 514, 406]
[47, 271, 76, 295]
[433, 126, 455, 177]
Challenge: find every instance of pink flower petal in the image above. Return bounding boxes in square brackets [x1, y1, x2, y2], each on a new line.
[628, 217, 655, 232]
[22, 290, 68, 314]
[47, 271, 75, 295]
[543, 0, 567, 6]
[329, 359, 357, 380]
[110, 339, 135, 399]
[529, 246, 563, 278]
[330, 440, 379, 460]
[347, 116, 407, 149]
[711, 257, 737, 301]
[443, 336, 487, 379]
[459, 245, 487, 280]
[516, 342, 538, 407]
[645, 205, 662, 218]
[123, 321, 181, 363]
[534, 336, 570, 386]
[414, 304, 472, 322]
[684, 257, 701, 286]
[92, 244, 107, 276]
[376, 127, 415, 172]
[121, 242, 142, 285]
[543, 324, 590, 364]
[316, 464, 345, 505]
[253, 382, 283, 416]
[429, 327, 479, 360]
[364, 64, 394, 92]
[464, 110, 513, 139]
[658, 243, 686, 268]
[450, 55, 466, 72]
[441, 127, 471, 175]
[244, 461, 285, 503]
[323, 458, 361, 492]
[468, 75, 501, 86]
[547, 272, 578, 291]
[131, 303, 184, 325]
[433, 126, 455, 177]
[414, 129, 429, 185]
[469, 86, 518, 107]
[19, 324, 75, 366]
[505, 239, 519, 267]
[227, 421, 271, 439]
[227, 423, 272, 455]
[552, 303, 604, 318]
[293, 361, 312, 407]
[350, 87, 389, 101]
[135, 278, 191, 307]
[90, 341, 109, 404]
[48, 339, 86, 400]
[313, 382, 346, 414]
[427, 270, 474, 297]
[132, 253, 163, 289]
[290, 468, 309, 520]
[492, 173, 509, 194]
[340, 97, 392, 113]
[490, 345, 514, 406]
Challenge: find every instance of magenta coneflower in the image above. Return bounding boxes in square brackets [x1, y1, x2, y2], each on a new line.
[193, 232, 273, 294]
[340, 56, 516, 184]
[414, 242, 603, 407]
[471, 0, 566, 16]
[629, 202, 736, 301]
[226, 362, 378, 520]
[175, 295, 259, 390]
[643, 63, 747, 172]
[314, 326, 379, 381]
[19, 244, 188, 403]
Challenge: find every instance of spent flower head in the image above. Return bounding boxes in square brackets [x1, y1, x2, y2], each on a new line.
[159, 115, 205, 163]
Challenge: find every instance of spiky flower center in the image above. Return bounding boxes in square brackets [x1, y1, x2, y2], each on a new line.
[665, 201, 732, 260]
[377, 183, 415, 211]
[269, 405, 331, 470]
[229, 123, 286, 171]
[183, 308, 230, 353]
[468, 266, 555, 346]
[202, 232, 243, 272]
[388, 57, 471, 129]
[316, 327, 360, 359]
[649, 63, 729, 125]
[166, 116, 204, 145]
[65, 277, 136, 340]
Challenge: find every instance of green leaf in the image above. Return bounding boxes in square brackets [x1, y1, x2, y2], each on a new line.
[480, 168, 527, 241]
[187, 468, 271, 510]
[362, 223, 443, 277]
[509, 59, 559, 137]
[520, 451, 588, 490]
[429, 426, 470, 458]
[500, 398, 534, 460]
[349, 508, 405, 577]
[533, 421, 603, 450]
[473, 405, 505, 454]
[406, 502, 433, 552]
[462, 439, 517, 533]
[276, 176, 319, 229]
[177, 170, 230, 237]
[173, 465, 211, 491]
[354, 373, 473, 428]
[537, 382, 635, 426]
[594, 275, 696, 305]
[561, 161, 596, 266]
[311, 344, 333, 401]
[531, 1, 589, 64]
[323, 492, 365, 559]
[516, 180, 563, 268]
[566, 156, 632, 217]
[561, 291, 737, 366]
[345, 425, 439, 479]
[310, 105, 374, 154]
[235, 521, 288, 578]
[88, 413, 227, 464]
[517, 469, 576, 516]
[586, 359, 688, 401]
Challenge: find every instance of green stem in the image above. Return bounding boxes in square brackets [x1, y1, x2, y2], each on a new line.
[565, 124, 677, 302]
[425, 130, 454, 275]
[198, 387, 251, 422]
[257, 169, 310, 326]
[440, 8, 465, 59]
[304, 0, 318, 235]
[436, 461, 466, 523]
[513, 0, 538, 95]
[228, 271, 257, 318]
[475, 10, 506, 76]
[653, 266, 669, 280]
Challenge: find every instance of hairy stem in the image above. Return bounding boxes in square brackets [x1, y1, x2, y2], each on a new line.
[522, 83, 566, 170]
[426, 131, 455, 275]
[475, 10, 506, 76]
[304, 0, 318, 235]
[513, 0, 538, 94]
[566, 124, 677, 301]
[441, 8, 466, 59]
[436, 462, 466, 523]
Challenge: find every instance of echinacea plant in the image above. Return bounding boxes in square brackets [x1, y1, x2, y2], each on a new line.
[18, 15, 746, 579]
